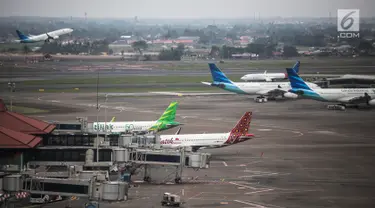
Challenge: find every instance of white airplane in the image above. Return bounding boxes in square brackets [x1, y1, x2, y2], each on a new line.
[93, 102, 181, 133]
[286, 68, 375, 110]
[159, 112, 254, 152]
[14, 28, 73, 43]
[202, 62, 320, 103]
[240, 62, 299, 82]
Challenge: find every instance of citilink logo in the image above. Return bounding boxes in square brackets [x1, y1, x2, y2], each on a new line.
[337, 9, 360, 38]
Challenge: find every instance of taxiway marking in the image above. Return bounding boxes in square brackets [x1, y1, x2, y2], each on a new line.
[229, 182, 257, 190]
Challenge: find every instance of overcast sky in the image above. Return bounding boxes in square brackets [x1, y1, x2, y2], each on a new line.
[0, 0, 373, 18]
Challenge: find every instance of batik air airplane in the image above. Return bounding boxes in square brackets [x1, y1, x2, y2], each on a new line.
[14, 28, 73, 43]
[286, 68, 375, 110]
[93, 101, 181, 133]
[202, 61, 320, 103]
[159, 112, 254, 152]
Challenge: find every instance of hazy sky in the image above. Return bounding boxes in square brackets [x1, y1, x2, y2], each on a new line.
[0, 0, 374, 18]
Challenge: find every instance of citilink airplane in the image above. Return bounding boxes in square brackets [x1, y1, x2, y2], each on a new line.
[160, 112, 254, 152]
[286, 67, 375, 110]
[202, 61, 320, 103]
[93, 101, 181, 133]
[15, 28, 73, 43]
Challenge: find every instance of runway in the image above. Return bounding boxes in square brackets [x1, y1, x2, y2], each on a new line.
[3, 91, 375, 208]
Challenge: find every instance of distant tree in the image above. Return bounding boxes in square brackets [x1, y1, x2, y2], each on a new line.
[131, 40, 148, 55]
[357, 40, 374, 54]
[246, 43, 265, 55]
[210, 45, 220, 57]
[283, 45, 299, 57]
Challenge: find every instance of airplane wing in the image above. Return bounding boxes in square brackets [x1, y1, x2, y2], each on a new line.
[201, 81, 212, 86]
[338, 95, 371, 104]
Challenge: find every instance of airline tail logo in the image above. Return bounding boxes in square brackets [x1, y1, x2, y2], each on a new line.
[149, 101, 179, 132]
[157, 101, 178, 122]
[16, 30, 29, 40]
[286, 68, 312, 91]
[225, 112, 253, 144]
[208, 63, 233, 84]
[293, 61, 300, 74]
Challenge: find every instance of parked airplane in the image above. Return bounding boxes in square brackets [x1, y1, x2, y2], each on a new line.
[286, 68, 375, 110]
[160, 112, 254, 152]
[241, 61, 300, 82]
[202, 62, 320, 103]
[14, 28, 73, 43]
[93, 101, 181, 133]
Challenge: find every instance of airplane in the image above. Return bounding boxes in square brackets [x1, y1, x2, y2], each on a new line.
[159, 112, 254, 152]
[202, 62, 320, 103]
[14, 28, 73, 43]
[240, 62, 300, 82]
[93, 101, 181, 133]
[286, 67, 375, 110]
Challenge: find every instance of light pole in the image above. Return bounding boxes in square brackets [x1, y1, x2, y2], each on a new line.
[8, 63, 16, 112]
[96, 69, 100, 162]
[104, 94, 108, 142]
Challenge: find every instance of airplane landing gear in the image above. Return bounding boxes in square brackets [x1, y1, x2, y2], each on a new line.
[327, 104, 346, 111]
[254, 96, 268, 103]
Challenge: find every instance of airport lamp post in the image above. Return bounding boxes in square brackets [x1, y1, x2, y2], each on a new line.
[96, 104, 100, 162]
[8, 64, 16, 112]
[104, 94, 108, 142]
[96, 69, 100, 162]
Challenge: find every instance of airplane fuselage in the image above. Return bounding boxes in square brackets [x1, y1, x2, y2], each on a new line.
[241, 73, 287, 82]
[93, 121, 156, 133]
[17, 28, 73, 43]
[159, 133, 230, 149]
[212, 81, 319, 96]
[291, 88, 375, 103]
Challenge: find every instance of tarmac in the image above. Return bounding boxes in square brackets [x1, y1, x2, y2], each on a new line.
[3, 91, 375, 208]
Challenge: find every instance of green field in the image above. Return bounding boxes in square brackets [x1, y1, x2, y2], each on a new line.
[6, 105, 49, 114]
[33, 86, 222, 93]
[22, 75, 241, 85]
[154, 58, 375, 70]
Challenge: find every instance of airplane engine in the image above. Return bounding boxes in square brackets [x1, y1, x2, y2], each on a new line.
[212, 83, 226, 89]
[283, 92, 298, 99]
[368, 99, 375, 106]
[53, 36, 59, 39]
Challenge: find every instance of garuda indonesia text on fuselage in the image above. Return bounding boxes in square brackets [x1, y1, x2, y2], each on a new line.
[202, 61, 320, 102]
[93, 101, 181, 133]
[286, 68, 375, 109]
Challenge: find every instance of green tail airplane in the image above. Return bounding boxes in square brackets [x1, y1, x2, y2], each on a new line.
[93, 101, 181, 133]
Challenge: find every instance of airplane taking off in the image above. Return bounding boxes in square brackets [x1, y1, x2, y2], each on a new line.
[14, 28, 73, 43]
[202, 62, 320, 103]
[93, 101, 181, 133]
[241, 62, 300, 82]
[159, 112, 254, 152]
[286, 68, 375, 110]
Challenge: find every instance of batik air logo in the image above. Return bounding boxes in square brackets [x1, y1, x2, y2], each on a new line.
[160, 137, 182, 144]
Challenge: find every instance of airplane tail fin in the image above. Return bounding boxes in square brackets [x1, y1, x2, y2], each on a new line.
[157, 101, 178, 122]
[110, 117, 116, 122]
[225, 112, 254, 144]
[208, 63, 233, 84]
[16, 30, 29, 40]
[293, 61, 300, 74]
[286, 68, 312, 90]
